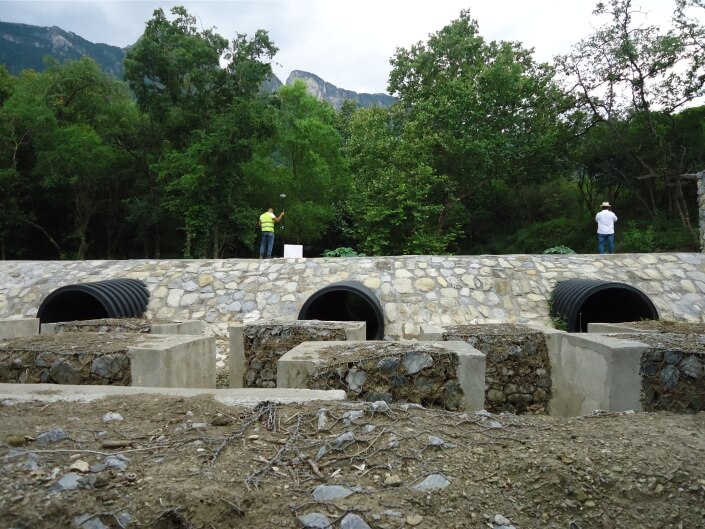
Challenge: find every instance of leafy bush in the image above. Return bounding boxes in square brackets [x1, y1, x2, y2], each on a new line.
[321, 247, 366, 257]
[619, 221, 658, 252]
[543, 245, 576, 254]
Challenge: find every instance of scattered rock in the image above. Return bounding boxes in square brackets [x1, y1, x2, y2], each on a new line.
[369, 400, 390, 413]
[402, 351, 433, 375]
[383, 475, 403, 487]
[312, 484, 354, 502]
[73, 514, 108, 529]
[332, 432, 355, 448]
[345, 369, 367, 393]
[102, 412, 123, 422]
[413, 473, 450, 492]
[340, 513, 370, 529]
[406, 514, 424, 526]
[494, 514, 511, 526]
[316, 408, 330, 430]
[297, 512, 332, 529]
[36, 428, 68, 445]
[51, 472, 82, 493]
[69, 460, 90, 473]
[342, 410, 365, 424]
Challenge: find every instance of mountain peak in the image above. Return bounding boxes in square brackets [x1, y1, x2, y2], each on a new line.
[285, 70, 395, 109]
[0, 20, 396, 109]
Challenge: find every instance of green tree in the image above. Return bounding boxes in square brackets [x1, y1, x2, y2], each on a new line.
[386, 9, 570, 252]
[245, 81, 347, 248]
[124, 6, 278, 257]
[344, 105, 458, 255]
[556, 0, 705, 229]
[0, 58, 141, 259]
[34, 124, 115, 259]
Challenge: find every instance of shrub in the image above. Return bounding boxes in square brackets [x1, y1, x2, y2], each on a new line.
[321, 247, 366, 257]
[543, 245, 576, 255]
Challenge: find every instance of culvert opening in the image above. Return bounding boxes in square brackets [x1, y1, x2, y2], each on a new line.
[551, 279, 659, 332]
[37, 279, 150, 325]
[298, 280, 385, 340]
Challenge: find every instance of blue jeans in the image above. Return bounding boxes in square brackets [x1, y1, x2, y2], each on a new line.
[598, 233, 614, 254]
[260, 231, 274, 258]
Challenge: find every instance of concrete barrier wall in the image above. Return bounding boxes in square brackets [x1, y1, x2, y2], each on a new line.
[1, 254, 704, 338]
[0, 318, 39, 340]
[548, 333, 648, 416]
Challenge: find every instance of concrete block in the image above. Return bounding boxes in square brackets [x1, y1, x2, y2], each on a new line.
[548, 333, 649, 417]
[418, 324, 444, 341]
[129, 335, 216, 389]
[587, 322, 655, 333]
[277, 340, 486, 411]
[229, 320, 367, 389]
[41, 319, 204, 336]
[150, 320, 205, 335]
[0, 384, 347, 406]
[0, 318, 39, 340]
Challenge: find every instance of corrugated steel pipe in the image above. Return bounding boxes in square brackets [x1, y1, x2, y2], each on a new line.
[550, 279, 658, 332]
[37, 279, 150, 324]
[298, 280, 385, 340]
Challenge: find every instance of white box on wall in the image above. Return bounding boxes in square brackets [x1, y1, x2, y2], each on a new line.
[284, 244, 303, 258]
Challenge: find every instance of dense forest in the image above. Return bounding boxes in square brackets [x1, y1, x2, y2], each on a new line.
[1, 0, 704, 260]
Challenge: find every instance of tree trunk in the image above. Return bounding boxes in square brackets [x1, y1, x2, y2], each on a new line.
[24, 220, 62, 258]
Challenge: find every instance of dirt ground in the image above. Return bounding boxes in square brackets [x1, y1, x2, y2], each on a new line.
[1, 394, 704, 529]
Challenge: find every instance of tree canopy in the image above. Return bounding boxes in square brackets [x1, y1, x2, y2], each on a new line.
[1, 3, 704, 259]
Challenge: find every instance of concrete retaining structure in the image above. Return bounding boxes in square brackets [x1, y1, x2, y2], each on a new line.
[588, 322, 656, 333]
[0, 318, 39, 340]
[277, 340, 486, 411]
[0, 383, 347, 406]
[1, 254, 704, 340]
[547, 333, 648, 416]
[41, 319, 205, 336]
[229, 320, 366, 389]
[0, 334, 216, 389]
[129, 335, 216, 388]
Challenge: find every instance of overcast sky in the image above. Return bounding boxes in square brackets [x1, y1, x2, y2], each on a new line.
[0, 0, 696, 94]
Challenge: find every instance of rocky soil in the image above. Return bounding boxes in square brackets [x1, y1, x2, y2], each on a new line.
[1, 395, 704, 529]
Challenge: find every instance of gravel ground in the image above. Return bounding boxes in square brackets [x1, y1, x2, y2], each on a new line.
[1, 394, 704, 529]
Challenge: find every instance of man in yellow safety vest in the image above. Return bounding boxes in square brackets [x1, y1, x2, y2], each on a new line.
[258, 207, 284, 258]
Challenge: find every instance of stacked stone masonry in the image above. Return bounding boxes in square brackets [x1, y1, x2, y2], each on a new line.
[0, 334, 155, 385]
[2, 254, 704, 340]
[441, 324, 552, 413]
[230, 321, 365, 388]
[0, 330, 216, 389]
[277, 341, 486, 411]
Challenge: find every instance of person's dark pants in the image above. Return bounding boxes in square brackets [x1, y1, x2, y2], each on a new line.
[598, 233, 614, 254]
[260, 231, 275, 258]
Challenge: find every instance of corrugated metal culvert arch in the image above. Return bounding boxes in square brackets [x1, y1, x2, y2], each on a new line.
[550, 279, 659, 332]
[298, 280, 385, 340]
[37, 279, 150, 324]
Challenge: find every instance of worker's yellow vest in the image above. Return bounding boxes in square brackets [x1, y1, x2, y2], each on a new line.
[260, 212, 274, 232]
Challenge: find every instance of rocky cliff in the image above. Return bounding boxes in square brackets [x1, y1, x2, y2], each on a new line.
[0, 21, 125, 77]
[0, 21, 394, 109]
[285, 70, 395, 109]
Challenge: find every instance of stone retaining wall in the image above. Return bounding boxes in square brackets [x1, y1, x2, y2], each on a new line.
[229, 321, 366, 388]
[641, 348, 704, 412]
[277, 341, 486, 411]
[1, 254, 704, 338]
[440, 324, 551, 414]
[0, 334, 149, 385]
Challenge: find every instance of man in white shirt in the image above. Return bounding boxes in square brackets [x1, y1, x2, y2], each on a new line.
[595, 201, 618, 254]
